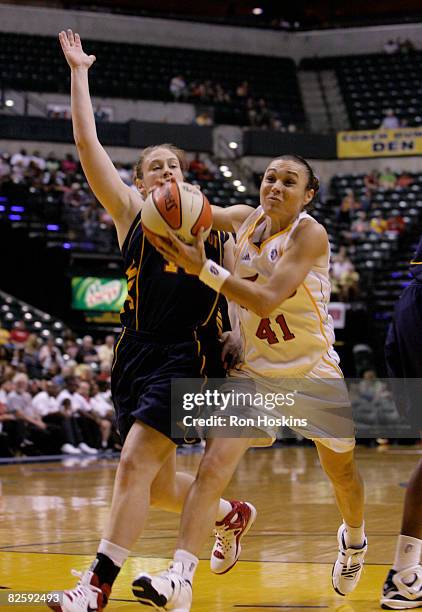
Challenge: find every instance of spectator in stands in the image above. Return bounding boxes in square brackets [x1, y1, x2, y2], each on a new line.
[350, 211, 370, 241]
[0, 328, 10, 346]
[94, 105, 108, 122]
[370, 210, 388, 234]
[379, 167, 397, 189]
[381, 109, 400, 130]
[169, 74, 187, 100]
[195, 111, 213, 126]
[32, 380, 60, 418]
[38, 337, 64, 374]
[214, 83, 231, 104]
[61, 153, 78, 175]
[384, 39, 399, 54]
[96, 335, 115, 370]
[90, 381, 115, 450]
[75, 335, 100, 365]
[337, 190, 360, 224]
[56, 376, 98, 454]
[396, 171, 414, 188]
[364, 169, 379, 192]
[9, 320, 30, 348]
[10, 149, 30, 168]
[189, 81, 206, 101]
[236, 80, 249, 98]
[386, 210, 406, 237]
[45, 152, 60, 174]
[0, 153, 10, 183]
[400, 38, 416, 53]
[22, 334, 42, 379]
[331, 246, 360, 301]
[189, 154, 213, 180]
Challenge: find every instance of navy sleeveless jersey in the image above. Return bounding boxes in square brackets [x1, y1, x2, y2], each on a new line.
[120, 211, 228, 335]
[385, 235, 422, 378]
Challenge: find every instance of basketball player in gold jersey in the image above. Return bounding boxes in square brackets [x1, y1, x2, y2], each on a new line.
[135, 155, 367, 611]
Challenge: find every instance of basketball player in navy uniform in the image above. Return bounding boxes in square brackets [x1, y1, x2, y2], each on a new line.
[381, 236, 422, 609]
[51, 29, 256, 612]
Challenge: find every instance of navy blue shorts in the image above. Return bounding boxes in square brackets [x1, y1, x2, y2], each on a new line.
[111, 327, 203, 444]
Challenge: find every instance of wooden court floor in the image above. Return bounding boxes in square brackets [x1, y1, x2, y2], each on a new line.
[0, 444, 420, 611]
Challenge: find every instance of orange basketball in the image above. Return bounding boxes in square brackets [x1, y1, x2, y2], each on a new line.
[141, 181, 212, 245]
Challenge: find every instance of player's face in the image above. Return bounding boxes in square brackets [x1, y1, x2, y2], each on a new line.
[141, 147, 184, 194]
[260, 159, 313, 218]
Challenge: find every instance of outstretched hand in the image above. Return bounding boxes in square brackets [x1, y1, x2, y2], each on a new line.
[59, 29, 96, 70]
[155, 228, 207, 276]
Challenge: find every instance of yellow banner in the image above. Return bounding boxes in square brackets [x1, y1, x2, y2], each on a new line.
[337, 127, 422, 158]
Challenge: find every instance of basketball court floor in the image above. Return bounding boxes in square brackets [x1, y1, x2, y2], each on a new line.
[0, 444, 418, 611]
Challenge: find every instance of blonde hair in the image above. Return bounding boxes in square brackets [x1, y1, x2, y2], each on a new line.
[134, 143, 188, 180]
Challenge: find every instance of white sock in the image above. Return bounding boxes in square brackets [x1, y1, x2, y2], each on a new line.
[215, 499, 233, 522]
[98, 539, 130, 568]
[393, 535, 422, 572]
[173, 549, 198, 583]
[344, 522, 366, 548]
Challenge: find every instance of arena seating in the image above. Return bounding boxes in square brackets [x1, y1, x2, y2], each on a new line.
[0, 32, 305, 129]
[0, 289, 68, 341]
[300, 52, 422, 129]
[328, 173, 422, 335]
[0, 150, 258, 253]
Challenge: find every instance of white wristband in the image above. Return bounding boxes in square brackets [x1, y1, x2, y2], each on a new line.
[199, 259, 231, 293]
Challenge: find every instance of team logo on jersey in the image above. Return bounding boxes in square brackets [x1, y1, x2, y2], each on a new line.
[270, 248, 278, 261]
[242, 252, 251, 261]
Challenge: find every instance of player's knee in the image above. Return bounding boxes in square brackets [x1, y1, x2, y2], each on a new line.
[196, 453, 232, 491]
[324, 456, 356, 487]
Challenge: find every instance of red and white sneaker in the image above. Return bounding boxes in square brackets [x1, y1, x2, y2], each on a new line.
[47, 569, 110, 612]
[211, 500, 257, 574]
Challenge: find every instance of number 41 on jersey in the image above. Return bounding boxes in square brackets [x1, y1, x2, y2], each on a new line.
[256, 314, 295, 344]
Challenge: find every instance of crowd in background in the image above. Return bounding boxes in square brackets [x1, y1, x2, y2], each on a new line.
[0, 326, 119, 458]
[170, 76, 297, 132]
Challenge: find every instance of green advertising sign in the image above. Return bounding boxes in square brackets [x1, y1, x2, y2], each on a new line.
[72, 277, 127, 312]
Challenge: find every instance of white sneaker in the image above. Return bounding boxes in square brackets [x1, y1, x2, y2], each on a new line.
[78, 443, 98, 455]
[132, 562, 192, 611]
[381, 566, 422, 609]
[47, 569, 109, 611]
[61, 444, 82, 455]
[211, 501, 257, 574]
[332, 523, 367, 595]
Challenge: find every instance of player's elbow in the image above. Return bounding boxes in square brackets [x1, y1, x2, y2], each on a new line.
[253, 298, 275, 318]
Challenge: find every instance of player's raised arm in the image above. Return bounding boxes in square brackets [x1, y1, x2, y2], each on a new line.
[59, 29, 140, 246]
[211, 204, 255, 233]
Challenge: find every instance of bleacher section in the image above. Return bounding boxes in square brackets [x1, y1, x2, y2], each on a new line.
[329, 173, 422, 335]
[0, 151, 258, 253]
[0, 32, 305, 129]
[0, 290, 67, 340]
[301, 52, 422, 129]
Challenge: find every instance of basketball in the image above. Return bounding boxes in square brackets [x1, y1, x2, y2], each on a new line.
[141, 181, 212, 245]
